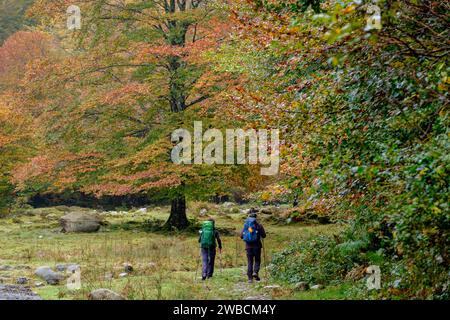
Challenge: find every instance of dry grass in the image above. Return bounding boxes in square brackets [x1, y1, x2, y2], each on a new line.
[0, 204, 344, 300]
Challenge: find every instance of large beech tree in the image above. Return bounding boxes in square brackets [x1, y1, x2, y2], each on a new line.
[13, 0, 245, 229]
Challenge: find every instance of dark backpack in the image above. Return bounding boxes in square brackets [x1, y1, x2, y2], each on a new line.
[242, 217, 258, 243]
[200, 221, 215, 248]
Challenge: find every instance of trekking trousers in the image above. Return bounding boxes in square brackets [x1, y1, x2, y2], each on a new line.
[201, 247, 216, 278]
[246, 247, 261, 279]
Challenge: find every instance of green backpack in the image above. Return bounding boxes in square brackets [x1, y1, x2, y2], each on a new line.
[200, 221, 215, 248]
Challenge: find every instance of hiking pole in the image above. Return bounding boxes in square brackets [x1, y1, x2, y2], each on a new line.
[262, 238, 269, 284]
[219, 249, 224, 273]
[235, 232, 239, 267]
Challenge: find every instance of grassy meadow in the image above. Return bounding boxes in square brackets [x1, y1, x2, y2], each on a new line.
[0, 204, 349, 300]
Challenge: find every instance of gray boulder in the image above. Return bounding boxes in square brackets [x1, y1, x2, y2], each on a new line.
[60, 212, 103, 233]
[55, 263, 80, 273]
[35, 266, 64, 285]
[89, 289, 125, 300]
[0, 285, 42, 300]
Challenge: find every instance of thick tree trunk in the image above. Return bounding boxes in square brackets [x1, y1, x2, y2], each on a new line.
[165, 194, 189, 229]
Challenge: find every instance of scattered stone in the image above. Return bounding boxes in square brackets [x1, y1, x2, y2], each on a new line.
[34, 282, 45, 288]
[199, 208, 208, 216]
[294, 282, 309, 291]
[56, 263, 80, 273]
[34, 266, 64, 285]
[119, 272, 128, 278]
[60, 212, 103, 233]
[137, 208, 147, 214]
[310, 284, 324, 290]
[16, 277, 28, 285]
[0, 285, 42, 300]
[88, 288, 125, 300]
[263, 285, 281, 290]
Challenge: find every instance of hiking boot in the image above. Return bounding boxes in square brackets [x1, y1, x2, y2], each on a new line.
[253, 274, 261, 281]
[202, 276, 207, 281]
[248, 279, 253, 284]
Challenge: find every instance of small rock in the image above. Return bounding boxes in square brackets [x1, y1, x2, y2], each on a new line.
[263, 285, 281, 290]
[89, 288, 125, 300]
[119, 272, 128, 278]
[310, 284, 324, 290]
[16, 277, 28, 285]
[137, 208, 147, 214]
[34, 282, 45, 287]
[35, 266, 64, 285]
[199, 208, 208, 216]
[294, 282, 309, 291]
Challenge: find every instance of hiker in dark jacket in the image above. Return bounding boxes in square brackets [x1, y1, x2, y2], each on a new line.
[240, 213, 266, 283]
[198, 218, 222, 280]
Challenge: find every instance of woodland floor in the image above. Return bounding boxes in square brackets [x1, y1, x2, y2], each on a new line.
[0, 205, 353, 300]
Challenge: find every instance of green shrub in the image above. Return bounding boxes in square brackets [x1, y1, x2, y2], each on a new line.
[271, 235, 367, 285]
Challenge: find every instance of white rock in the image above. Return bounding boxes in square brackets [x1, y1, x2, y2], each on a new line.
[310, 284, 324, 290]
[89, 289, 125, 300]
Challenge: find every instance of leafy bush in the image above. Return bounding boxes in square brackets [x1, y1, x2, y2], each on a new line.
[271, 235, 368, 285]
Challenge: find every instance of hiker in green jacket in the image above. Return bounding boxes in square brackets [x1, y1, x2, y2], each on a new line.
[198, 218, 222, 280]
